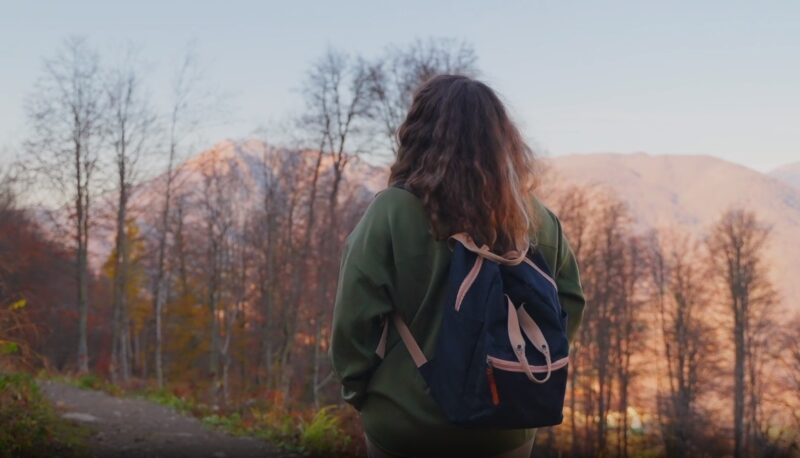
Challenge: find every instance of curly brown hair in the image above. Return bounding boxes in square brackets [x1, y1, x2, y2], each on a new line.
[389, 75, 537, 253]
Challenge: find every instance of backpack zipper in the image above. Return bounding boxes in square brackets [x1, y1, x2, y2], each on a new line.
[486, 364, 501, 406]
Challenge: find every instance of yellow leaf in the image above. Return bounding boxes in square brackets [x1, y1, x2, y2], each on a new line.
[9, 299, 27, 310]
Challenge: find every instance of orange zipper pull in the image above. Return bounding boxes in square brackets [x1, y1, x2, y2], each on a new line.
[486, 365, 501, 406]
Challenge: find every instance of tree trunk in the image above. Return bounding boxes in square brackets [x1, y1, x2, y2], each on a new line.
[569, 345, 580, 456]
[734, 300, 745, 458]
[279, 149, 324, 401]
[76, 160, 90, 374]
[152, 166, 174, 389]
[111, 167, 129, 382]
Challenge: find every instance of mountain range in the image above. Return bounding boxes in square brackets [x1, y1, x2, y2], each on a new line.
[545, 152, 800, 310]
[84, 140, 798, 310]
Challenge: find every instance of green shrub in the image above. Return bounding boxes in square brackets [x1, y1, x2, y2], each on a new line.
[202, 412, 250, 435]
[143, 389, 198, 415]
[75, 374, 102, 390]
[0, 372, 88, 457]
[248, 406, 303, 449]
[72, 374, 123, 395]
[300, 406, 351, 455]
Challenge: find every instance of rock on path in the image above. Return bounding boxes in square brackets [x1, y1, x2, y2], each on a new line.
[39, 380, 301, 458]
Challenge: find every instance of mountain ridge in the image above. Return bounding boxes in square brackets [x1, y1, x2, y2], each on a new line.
[770, 161, 800, 190]
[546, 152, 800, 310]
[68, 140, 798, 310]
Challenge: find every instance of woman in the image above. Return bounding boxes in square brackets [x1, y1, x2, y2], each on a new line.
[331, 75, 585, 458]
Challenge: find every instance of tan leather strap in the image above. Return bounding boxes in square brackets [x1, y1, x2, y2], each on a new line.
[375, 317, 389, 359]
[455, 256, 484, 311]
[506, 296, 552, 384]
[393, 313, 427, 367]
[450, 233, 528, 266]
[375, 313, 427, 368]
[516, 304, 553, 383]
[523, 258, 557, 291]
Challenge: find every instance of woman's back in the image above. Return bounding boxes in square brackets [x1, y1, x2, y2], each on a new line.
[330, 75, 585, 457]
[331, 187, 585, 457]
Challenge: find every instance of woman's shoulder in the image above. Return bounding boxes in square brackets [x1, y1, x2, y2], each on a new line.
[372, 185, 422, 208]
[529, 196, 572, 275]
[348, 186, 432, 249]
[530, 197, 562, 249]
[365, 186, 429, 227]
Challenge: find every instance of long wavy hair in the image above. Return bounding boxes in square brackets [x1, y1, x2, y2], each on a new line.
[389, 75, 537, 253]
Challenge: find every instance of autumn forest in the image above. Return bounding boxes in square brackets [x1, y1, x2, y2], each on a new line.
[1, 37, 799, 457]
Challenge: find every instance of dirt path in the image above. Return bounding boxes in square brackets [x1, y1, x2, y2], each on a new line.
[39, 380, 302, 458]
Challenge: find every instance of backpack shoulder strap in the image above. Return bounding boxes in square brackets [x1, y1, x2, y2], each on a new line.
[521, 249, 558, 291]
[375, 313, 427, 368]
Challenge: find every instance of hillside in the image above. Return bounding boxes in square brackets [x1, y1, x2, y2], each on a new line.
[546, 153, 800, 310]
[87, 139, 386, 268]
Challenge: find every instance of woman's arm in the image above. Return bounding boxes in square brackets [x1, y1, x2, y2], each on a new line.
[552, 215, 586, 342]
[330, 194, 395, 410]
[531, 200, 587, 342]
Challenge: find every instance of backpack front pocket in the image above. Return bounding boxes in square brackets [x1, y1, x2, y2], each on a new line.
[477, 355, 570, 428]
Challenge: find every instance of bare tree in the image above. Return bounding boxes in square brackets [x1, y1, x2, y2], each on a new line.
[0, 168, 19, 304]
[270, 148, 319, 401]
[25, 37, 106, 373]
[195, 147, 242, 402]
[151, 51, 206, 388]
[707, 209, 777, 458]
[586, 197, 630, 454]
[649, 229, 717, 456]
[220, 198, 249, 406]
[366, 38, 479, 153]
[248, 149, 280, 388]
[105, 49, 156, 383]
[247, 145, 295, 390]
[552, 189, 650, 456]
[614, 235, 647, 458]
[777, 315, 800, 435]
[300, 48, 373, 407]
[0, 167, 18, 221]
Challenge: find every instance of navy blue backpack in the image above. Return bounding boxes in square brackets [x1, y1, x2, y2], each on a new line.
[377, 232, 569, 429]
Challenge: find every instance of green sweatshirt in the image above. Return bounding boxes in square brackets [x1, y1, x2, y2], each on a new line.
[330, 187, 585, 458]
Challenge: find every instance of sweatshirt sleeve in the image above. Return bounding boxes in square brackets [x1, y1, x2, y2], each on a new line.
[330, 193, 395, 410]
[551, 213, 586, 343]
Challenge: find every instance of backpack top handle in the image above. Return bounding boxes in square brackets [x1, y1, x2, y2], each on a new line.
[449, 232, 529, 266]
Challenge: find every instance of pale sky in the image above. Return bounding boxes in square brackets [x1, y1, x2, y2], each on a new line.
[1, 0, 798, 171]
